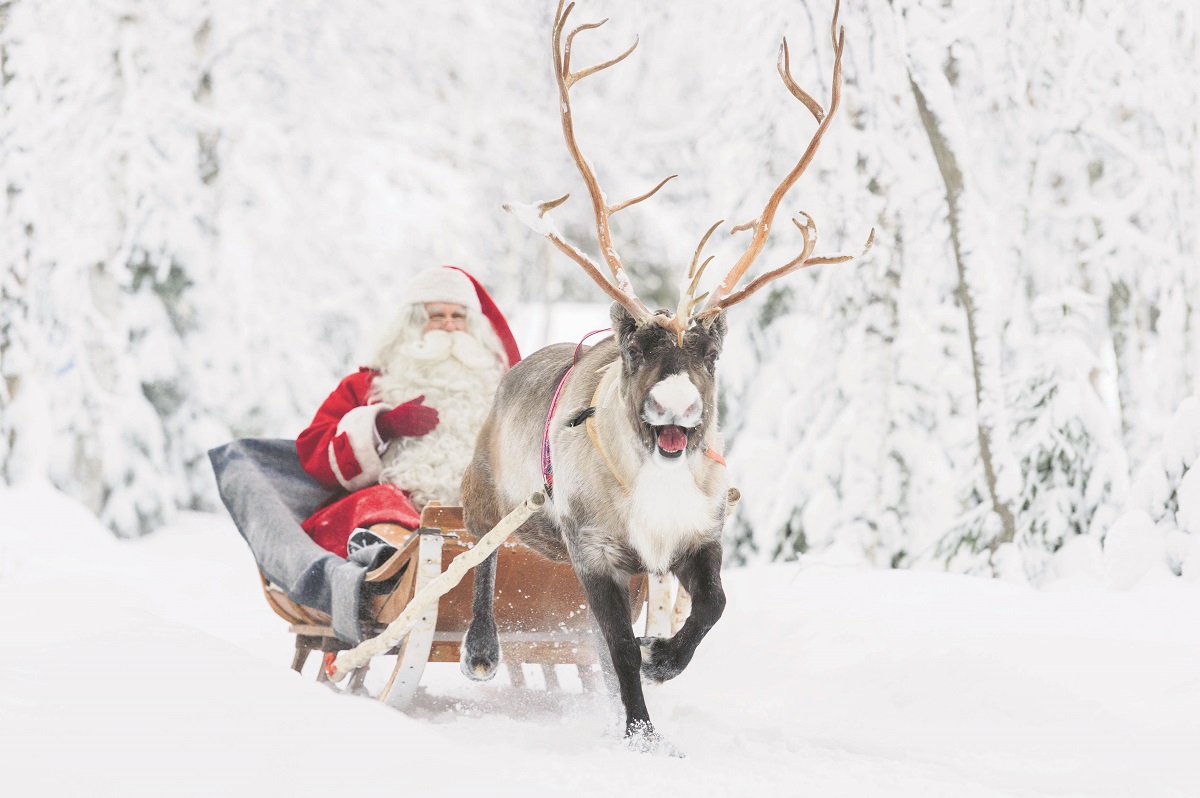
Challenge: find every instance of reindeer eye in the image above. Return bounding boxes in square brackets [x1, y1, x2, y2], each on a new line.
[625, 341, 644, 369]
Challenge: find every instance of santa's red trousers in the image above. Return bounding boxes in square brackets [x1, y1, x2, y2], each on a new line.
[300, 483, 421, 559]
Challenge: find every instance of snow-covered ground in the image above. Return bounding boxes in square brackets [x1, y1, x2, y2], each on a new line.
[2, 481, 1199, 798]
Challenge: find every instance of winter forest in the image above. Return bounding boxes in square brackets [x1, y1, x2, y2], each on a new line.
[2, 0, 1199, 586]
[4, 1, 1200, 793]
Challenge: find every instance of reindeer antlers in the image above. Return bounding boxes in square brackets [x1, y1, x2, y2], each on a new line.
[693, 0, 873, 323]
[506, 0, 872, 337]
[504, 0, 679, 327]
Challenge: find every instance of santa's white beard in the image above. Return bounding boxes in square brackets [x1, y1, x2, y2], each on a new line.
[372, 330, 503, 509]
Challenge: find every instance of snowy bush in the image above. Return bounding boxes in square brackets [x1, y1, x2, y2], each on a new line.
[1001, 291, 1124, 582]
[1107, 396, 1200, 584]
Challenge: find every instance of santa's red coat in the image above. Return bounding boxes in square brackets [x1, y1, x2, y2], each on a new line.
[295, 368, 422, 557]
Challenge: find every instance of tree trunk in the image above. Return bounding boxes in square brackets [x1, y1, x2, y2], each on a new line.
[1107, 280, 1138, 455]
[905, 71, 1017, 553]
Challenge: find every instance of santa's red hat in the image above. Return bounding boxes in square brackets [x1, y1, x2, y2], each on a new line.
[411, 265, 521, 368]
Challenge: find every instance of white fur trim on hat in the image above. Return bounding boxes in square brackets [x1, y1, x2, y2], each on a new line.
[406, 268, 482, 312]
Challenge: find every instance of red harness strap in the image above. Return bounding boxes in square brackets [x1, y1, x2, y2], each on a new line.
[702, 442, 727, 466]
[542, 328, 611, 498]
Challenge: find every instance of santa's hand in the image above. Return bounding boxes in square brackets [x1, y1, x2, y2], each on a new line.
[376, 395, 439, 440]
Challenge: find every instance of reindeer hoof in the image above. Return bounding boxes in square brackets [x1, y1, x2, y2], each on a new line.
[461, 659, 499, 681]
[638, 636, 682, 684]
[459, 624, 500, 681]
[624, 720, 685, 758]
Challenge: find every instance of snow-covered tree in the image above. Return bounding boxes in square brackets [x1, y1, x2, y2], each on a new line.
[2, 0, 222, 534]
[999, 290, 1126, 581]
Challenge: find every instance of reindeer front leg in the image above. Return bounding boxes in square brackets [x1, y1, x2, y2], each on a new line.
[578, 569, 655, 737]
[639, 540, 726, 683]
[460, 549, 501, 680]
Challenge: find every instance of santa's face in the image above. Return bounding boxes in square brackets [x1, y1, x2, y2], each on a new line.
[423, 302, 468, 333]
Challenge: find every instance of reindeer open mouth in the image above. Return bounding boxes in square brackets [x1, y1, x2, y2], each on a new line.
[652, 424, 689, 459]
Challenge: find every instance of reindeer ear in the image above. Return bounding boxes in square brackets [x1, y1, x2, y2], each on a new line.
[702, 309, 728, 344]
[610, 302, 638, 345]
[610, 302, 647, 371]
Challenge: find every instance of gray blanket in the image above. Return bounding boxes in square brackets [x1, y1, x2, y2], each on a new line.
[208, 438, 390, 644]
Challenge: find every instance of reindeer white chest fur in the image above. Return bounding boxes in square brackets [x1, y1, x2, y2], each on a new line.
[625, 460, 722, 572]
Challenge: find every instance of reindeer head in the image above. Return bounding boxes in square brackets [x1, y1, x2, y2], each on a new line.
[611, 304, 727, 462]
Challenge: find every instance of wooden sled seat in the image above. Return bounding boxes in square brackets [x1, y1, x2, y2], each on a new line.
[262, 502, 680, 708]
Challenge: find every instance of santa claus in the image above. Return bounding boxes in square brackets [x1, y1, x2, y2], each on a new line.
[296, 266, 520, 557]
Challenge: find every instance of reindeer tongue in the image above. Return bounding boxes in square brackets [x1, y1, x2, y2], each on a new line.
[657, 425, 688, 453]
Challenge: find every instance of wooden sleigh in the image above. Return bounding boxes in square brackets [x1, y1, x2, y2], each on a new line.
[261, 502, 689, 709]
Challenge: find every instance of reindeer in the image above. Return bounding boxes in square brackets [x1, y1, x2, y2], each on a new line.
[460, 0, 871, 746]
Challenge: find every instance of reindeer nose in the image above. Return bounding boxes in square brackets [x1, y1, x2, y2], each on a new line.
[651, 397, 667, 416]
